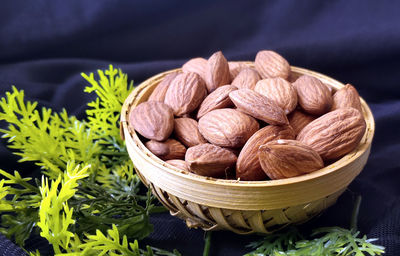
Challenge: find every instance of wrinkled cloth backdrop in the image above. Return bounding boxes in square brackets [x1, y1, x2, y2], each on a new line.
[0, 1, 399, 255]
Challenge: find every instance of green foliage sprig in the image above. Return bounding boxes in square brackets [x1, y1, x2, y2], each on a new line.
[0, 66, 175, 255]
[245, 196, 385, 256]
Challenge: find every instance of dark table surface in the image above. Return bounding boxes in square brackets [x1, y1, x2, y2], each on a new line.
[1, 1, 399, 255]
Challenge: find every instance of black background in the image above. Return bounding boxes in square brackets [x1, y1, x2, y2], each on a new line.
[0, 1, 399, 255]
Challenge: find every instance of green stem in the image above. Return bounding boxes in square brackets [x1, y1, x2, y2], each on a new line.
[203, 231, 212, 256]
[350, 195, 362, 231]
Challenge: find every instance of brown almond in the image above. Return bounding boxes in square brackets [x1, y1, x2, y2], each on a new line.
[165, 159, 190, 172]
[288, 110, 316, 136]
[205, 51, 231, 92]
[236, 125, 295, 181]
[129, 101, 174, 141]
[229, 62, 249, 80]
[231, 68, 261, 89]
[255, 50, 290, 79]
[164, 72, 207, 116]
[293, 75, 333, 115]
[148, 72, 180, 102]
[254, 78, 298, 114]
[198, 108, 259, 148]
[185, 143, 237, 177]
[332, 84, 363, 113]
[145, 139, 186, 160]
[258, 140, 324, 180]
[197, 85, 238, 119]
[174, 118, 207, 147]
[297, 108, 366, 161]
[229, 89, 289, 125]
[182, 57, 207, 80]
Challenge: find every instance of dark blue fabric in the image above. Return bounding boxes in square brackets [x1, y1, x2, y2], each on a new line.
[1, 1, 399, 255]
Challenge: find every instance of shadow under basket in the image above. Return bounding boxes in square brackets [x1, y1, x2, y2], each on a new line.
[120, 64, 375, 234]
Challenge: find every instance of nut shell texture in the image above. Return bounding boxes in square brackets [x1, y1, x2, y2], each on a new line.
[332, 84, 363, 113]
[164, 72, 207, 116]
[293, 75, 333, 115]
[182, 57, 207, 80]
[236, 125, 295, 181]
[231, 68, 261, 89]
[174, 118, 207, 147]
[198, 108, 259, 148]
[205, 51, 231, 92]
[297, 108, 366, 161]
[145, 139, 186, 161]
[148, 72, 179, 102]
[255, 50, 290, 79]
[254, 78, 298, 114]
[185, 143, 237, 177]
[197, 85, 237, 119]
[129, 101, 174, 141]
[229, 89, 289, 125]
[258, 139, 324, 179]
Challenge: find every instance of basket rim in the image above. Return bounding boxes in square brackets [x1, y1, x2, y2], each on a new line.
[120, 64, 375, 188]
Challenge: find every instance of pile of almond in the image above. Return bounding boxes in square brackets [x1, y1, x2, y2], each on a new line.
[129, 50, 366, 181]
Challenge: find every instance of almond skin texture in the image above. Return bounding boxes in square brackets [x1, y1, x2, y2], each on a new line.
[205, 51, 231, 92]
[258, 139, 324, 180]
[293, 75, 333, 115]
[332, 84, 363, 113]
[236, 125, 295, 181]
[229, 89, 289, 125]
[129, 101, 174, 141]
[297, 108, 366, 161]
[254, 78, 298, 114]
[145, 139, 186, 160]
[148, 72, 179, 102]
[174, 118, 207, 147]
[198, 108, 259, 148]
[231, 68, 261, 89]
[185, 143, 237, 177]
[197, 85, 238, 119]
[255, 50, 290, 79]
[229, 62, 249, 80]
[288, 110, 316, 136]
[182, 57, 207, 80]
[165, 159, 190, 172]
[164, 72, 207, 116]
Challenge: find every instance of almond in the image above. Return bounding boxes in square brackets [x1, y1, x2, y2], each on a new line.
[185, 143, 237, 177]
[165, 159, 190, 172]
[174, 117, 207, 147]
[164, 72, 207, 116]
[297, 108, 366, 161]
[129, 101, 174, 141]
[229, 62, 249, 80]
[182, 57, 207, 80]
[145, 139, 186, 160]
[254, 78, 298, 114]
[236, 125, 295, 181]
[293, 75, 333, 115]
[231, 68, 261, 89]
[229, 89, 289, 125]
[258, 139, 324, 179]
[148, 72, 180, 102]
[197, 85, 237, 119]
[255, 50, 290, 79]
[332, 84, 363, 113]
[288, 110, 316, 136]
[198, 108, 259, 148]
[205, 51, 231, 92]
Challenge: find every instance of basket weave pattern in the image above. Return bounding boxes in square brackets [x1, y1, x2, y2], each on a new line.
[121, 65, 375, 234]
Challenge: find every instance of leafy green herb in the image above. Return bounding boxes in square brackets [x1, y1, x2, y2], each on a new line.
[0, 66, 177, 255]
[245, 196, 385, 256]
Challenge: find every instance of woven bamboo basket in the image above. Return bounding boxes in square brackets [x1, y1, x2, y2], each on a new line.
[120, 63, 375, 234]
